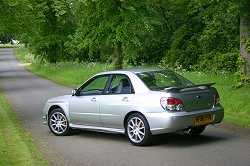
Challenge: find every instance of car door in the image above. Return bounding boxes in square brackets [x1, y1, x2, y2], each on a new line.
[69, 75, 110, 126]
[100, 75, 134, 129]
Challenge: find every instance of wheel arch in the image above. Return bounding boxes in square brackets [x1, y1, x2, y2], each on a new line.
[48, 105, 62, 116]
[123, 111, 149, 128]
[47, 103, 71, 123]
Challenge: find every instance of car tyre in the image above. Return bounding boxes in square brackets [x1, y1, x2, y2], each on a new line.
[48, 108, 72, 136]
[125, 113, 152, 146]
[189, 125, 206, 135]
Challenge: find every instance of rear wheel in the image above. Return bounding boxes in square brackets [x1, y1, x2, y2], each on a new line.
[189, 125, 206, 135]
[125, 113, 152, 146]
[48, 108, 72, 136]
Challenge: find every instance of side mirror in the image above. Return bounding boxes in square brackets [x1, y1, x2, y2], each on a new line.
[72, 89, 78, 96]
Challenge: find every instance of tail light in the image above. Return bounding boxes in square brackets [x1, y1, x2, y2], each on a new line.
[214, 93, 220, 105]
[160, 97, 184, 111]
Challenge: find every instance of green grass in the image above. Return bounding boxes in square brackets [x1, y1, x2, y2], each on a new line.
[26, 62, 114, 88]
[0, 92, 47, 166]
[0, 44, 20, 48]
[15, 47, 250, 128]
[15, 46, 35, 64]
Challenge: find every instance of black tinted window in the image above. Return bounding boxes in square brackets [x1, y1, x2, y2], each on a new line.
[79, 75, 109, 95]
[137, 70, 193, 91]
[108, 75, 132, 94]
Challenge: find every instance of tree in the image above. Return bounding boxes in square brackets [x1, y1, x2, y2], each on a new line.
[27, 0, 76, 63]
[0, 0, 26, 38]
[238, 0, 250, 86]
[69, 0, 158, 69]
[1, 0, 246, 75]
[161, 0, 240, 72]
[240, 0, 250, 63]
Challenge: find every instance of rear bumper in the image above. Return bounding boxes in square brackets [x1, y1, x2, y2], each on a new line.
[146, 106, 224, 135]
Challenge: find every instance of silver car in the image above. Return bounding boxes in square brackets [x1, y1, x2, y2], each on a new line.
[43, 68, 224, 146]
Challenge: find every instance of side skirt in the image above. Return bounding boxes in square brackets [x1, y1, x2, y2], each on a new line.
[69, 123, 125, 134]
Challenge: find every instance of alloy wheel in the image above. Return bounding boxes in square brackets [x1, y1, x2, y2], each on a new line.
[49, 111, 68, 134]
[127, 117, 146, 143]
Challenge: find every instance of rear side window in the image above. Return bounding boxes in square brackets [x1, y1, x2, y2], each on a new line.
[108, 75, 133, 94]
[137, 70, 193, 91]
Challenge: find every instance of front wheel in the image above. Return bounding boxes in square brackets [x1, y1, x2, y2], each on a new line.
[189, 125, 206, 135]
[48, 108, 72, 136]
[125, 113, 152, 146]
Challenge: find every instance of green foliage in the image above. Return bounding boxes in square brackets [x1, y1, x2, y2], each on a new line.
[66, 0, 159, 68]
[198, 51, 239, 73]
[0, 0, 77, 62]
[162, 0, 240, 71]
[198, 0, 240, 53]
[162, 26, 201, 70]
[29, 33, 67, 63]
[28, 0, 76, 63]
[234, 57, 250, 88]
[15, 46, 35, 63]
[1, 0, 250, 74]
[247, 37, 250, 52]
[27, 62, 113, 87]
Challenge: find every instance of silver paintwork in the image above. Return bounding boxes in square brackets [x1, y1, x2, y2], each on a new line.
[43, 69, 224, 135]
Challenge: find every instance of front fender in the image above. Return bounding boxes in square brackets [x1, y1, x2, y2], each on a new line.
[44, 101, 71, 124]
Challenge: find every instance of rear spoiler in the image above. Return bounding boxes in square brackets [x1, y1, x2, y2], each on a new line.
[164, 83, 216, 93]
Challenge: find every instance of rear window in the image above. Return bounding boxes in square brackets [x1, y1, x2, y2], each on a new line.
[137, 70, 193, 91]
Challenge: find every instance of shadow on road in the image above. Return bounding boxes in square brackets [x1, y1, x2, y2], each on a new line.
[71, 129, 128, 143]
[151, 133, 225, 147]
[59, 129, 226, 147]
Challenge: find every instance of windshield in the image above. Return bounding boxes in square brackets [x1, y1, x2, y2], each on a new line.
[137, 70, 193, 91]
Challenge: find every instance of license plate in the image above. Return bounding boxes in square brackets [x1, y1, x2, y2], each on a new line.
[194, 114, 213, 126]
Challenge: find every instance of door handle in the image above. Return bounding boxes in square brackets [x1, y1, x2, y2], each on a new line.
[122, 97, 129, 102]
[91, 97, 97, 102]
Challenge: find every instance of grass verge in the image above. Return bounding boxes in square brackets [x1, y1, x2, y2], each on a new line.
[0, 92, 47, 166]
[0, 44, 20, 48]
[15, 47, 250, 128]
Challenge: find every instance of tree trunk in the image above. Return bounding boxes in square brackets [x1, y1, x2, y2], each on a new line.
[113, 41, 123, 69]
[240, 15, 250, 64]
[239, 1, 250, 86]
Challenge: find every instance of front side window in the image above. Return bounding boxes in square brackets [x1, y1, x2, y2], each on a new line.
[79, 75, 109, 95]
[137, 70, 193, 91]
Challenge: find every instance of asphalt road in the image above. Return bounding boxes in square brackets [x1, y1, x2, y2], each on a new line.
[0, 48, 250, 166]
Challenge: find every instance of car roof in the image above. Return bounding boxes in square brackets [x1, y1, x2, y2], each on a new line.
[97, 68, 166, 75]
